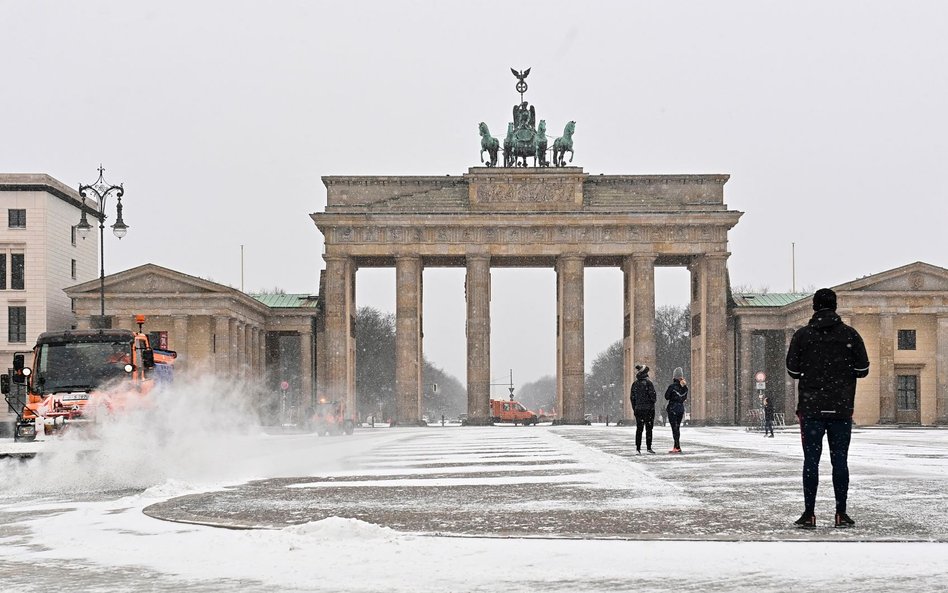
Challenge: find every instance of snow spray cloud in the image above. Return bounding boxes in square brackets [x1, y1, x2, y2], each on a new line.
[0, 375, 269, 495]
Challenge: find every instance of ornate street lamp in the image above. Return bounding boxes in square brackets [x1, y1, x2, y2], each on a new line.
[78, 165, 128, 324]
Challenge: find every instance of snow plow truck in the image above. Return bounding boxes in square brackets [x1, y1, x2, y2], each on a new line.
[1, 317, 176, 441]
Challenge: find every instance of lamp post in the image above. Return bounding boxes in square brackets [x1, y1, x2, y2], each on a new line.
[77, 165, 128, 326]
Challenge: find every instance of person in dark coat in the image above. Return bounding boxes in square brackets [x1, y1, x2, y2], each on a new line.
[664, 367, 688, 453]
[762, 395, 775, 437]
[630, 364, 657, 454]
[786, 288, 870, 529]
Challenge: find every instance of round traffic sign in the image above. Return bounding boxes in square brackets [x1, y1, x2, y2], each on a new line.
[280, 380, 290, 391]
[754, 371, 767, 382]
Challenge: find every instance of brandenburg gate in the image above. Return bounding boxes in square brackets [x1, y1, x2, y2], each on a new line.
[312, 69, 742, 425]
[312, 168, 742, 425]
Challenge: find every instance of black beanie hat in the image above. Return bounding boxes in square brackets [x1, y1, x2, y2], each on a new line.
[813, 288, 837, 311]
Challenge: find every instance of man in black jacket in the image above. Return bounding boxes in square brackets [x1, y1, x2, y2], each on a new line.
[630, 364, 657, 454]
[786, 288, 870, 529]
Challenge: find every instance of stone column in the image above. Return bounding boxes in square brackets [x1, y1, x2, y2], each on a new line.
[688, 258, 706, 422]
[878, 314, 895, 424]
[465, 255, 491, 424]
[621, 258, 634, 422]
[248, 327, 257, 376]
[314, 317, 326, 400]
[229, 319, 240, 376]
[739, 326, 754, 424]
[323, 255, 356, 408]
[173, 315, 188, 374]
[704, 253, 730, 423]
[243, 324, 252, 378]
[622, 254, 656, 422]
[395, 255, 423, 424]
[936, 315, 948, 425]
[214, 315, 230, 376]
[300, 327, 314, 408]
[633, 254, 657, 371]
[556, 254, 585, 424]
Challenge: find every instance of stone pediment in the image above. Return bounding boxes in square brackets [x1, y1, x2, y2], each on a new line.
[66, 263, 231, 296]
[836, 262, 948, 293]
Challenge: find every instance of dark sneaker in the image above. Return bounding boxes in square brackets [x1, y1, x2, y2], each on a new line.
[835, 512, 855, 528]
[794, 512, 816, 529]
[636, 450, 641, 455]
[647, 449, 656, 454]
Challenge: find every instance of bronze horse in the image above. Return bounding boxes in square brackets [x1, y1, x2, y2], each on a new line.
[478, 122, 499, 167]
[552, 121, 576, 167]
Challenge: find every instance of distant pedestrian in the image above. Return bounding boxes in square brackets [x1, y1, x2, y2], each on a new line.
[786, 288, 870, 529]
[664, 367, 688, 453]
[763, 395, 775, 438]
[630, 364, 657, 454]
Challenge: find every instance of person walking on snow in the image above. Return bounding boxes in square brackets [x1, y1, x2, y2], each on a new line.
[786, 288, 870, 530]
[630, 364, 657, 454]
[664, 367, 688, 453]
[763, 395, 775, 438]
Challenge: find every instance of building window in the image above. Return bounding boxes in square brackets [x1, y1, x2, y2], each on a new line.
[71, 225, 77, 246]
[71, 259, 77, 280]
[896, 375, 918, 411]
[0, 254, 5, 290]
[897, 329, 916, 350]
[8, 306, 26, 343]
[11, 253, 24, 290]
[8, 209, 26, 228]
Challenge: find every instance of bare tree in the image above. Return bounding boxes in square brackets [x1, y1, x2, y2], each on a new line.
[654, 305, 691, 388]
[585, 341, 623, 419]
[355, 306, 466, 422]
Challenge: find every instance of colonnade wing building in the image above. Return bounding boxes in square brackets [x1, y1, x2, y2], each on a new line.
[311, 167, 742, 425]
[65, 263, 319, 409]
[732, 261, 948, 427]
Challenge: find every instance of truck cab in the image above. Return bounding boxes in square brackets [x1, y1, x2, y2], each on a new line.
[1, 324, 175, 441]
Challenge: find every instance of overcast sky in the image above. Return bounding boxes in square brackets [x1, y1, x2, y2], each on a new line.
[3, 1, 947, 390]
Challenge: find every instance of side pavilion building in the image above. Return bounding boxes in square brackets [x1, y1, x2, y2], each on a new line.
[65, 264, 319, 408]
[731, 261, 948, 427]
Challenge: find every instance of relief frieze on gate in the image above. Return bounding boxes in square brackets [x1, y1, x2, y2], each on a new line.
[466, 168, 585, 212]
[331, 224, 726, 245]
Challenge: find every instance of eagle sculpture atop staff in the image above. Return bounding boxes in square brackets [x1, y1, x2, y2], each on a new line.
[511, 67, 530, 101]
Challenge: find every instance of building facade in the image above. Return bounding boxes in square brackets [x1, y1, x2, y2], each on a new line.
[64, 264, 319, 408]
[731, 262, 948, 426]
[0, 174, 99, 429]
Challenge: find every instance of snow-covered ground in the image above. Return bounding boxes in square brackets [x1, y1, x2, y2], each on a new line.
[1, 382, 946, 592]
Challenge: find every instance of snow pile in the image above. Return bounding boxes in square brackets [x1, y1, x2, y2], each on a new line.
[283, 516, 399, 540]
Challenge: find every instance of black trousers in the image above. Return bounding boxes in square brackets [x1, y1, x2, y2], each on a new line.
[634, 408, 655, 451]
[667, 410, 683, 448]
[799, 415, 852, 514]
